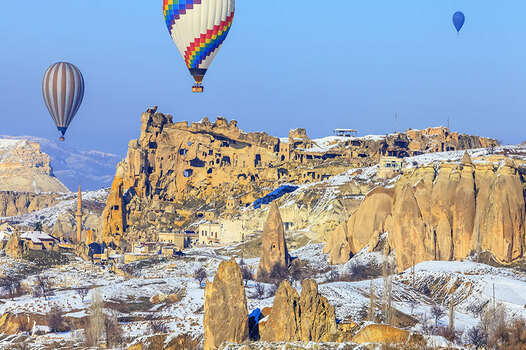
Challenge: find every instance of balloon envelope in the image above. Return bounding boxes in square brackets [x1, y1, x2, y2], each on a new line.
[163, 0, 235, 85]
[453, 11, 465, 33]
[42, 62, 84, 138]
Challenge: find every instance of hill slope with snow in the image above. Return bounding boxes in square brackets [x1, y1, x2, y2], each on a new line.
[0, 135, 121, 191]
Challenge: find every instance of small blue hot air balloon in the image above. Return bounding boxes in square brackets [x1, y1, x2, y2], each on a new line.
[453, 11, 465, 35]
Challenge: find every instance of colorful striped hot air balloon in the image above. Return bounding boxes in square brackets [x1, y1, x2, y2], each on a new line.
[42, 62, 85, 141]
[163, 0, 235, 93]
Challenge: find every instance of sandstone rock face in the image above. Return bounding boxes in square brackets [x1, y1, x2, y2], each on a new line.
[0, 139, 68, 193]
[260, 280, 301, 342]
[0, 312, 35, 335]
[204, 258, 249, 350]
[0, 192, 59, 217]
[101, 109, 496, 245]
[325, 157, 526, 270]
[351, 324, 410, 344]
[5, 232, 23, 258]
[257, 202, 289, 278]
[260, 279, 337, 343]
[52, 201, 105, 243]
[299, 279, 337, 342]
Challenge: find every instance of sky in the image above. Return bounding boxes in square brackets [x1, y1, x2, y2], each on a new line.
[1, 1, 525, 156]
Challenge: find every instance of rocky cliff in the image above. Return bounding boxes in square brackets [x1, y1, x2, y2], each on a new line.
[324, 152, 526, 270]
[0, 139, 68, 193]
[0, 192, 59, 217]
[101, 108, 498, 245]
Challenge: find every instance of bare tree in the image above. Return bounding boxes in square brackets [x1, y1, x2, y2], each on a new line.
[34, 275, 53, 300]
[105, 311, 122, 348]
[252, 282, 266, 299]
[431, 304, 445, 328]
[368, 279, 376, 322]
[47, 304, 67, 333]
[382, 255, 394, 325]
[1, 276, 22, 300]
[240, 265, 254, 286]
[448, 295, 455, 334]
[467, 325, 486, 349]
[269, 264, 288, 286]
[194, 267, 208, 288]
[408, 298, 417, 316]
[327, 268, 339, 283]
[76, 287, 89, 303]
[84, 291, 105, 347]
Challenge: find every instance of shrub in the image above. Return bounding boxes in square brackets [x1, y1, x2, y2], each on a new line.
[252, 282, 266, 300]
[240, 265, 254, 286]
[467, 325, 486, 349]
[269, 264, 288, 286]
[267, 283, 278, 298]
[47, 305, 68, 333]
[150, 319, 169, 334]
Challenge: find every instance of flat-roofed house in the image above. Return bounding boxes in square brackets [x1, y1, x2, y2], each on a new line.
[20, 231, 58, 251]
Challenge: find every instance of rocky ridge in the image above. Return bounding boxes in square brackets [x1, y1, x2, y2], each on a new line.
[0, 139, 68, 193]
[101, 108, 497, 245]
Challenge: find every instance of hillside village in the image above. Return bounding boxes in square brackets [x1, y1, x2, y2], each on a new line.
[0, 111, 525, 349]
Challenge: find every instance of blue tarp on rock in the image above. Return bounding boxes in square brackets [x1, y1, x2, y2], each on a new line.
[253, 185, 298, 209]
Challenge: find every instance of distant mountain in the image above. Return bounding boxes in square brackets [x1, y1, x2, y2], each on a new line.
[0, 135, 121, 191]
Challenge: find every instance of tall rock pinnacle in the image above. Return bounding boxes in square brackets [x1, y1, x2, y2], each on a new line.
[257, 202, 290, 279]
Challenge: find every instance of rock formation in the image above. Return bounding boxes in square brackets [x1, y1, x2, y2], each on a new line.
[257, 202, 289, 278]
[0, 191, 60, 217]
[204, 258, 249, 350]
[101, 108, 496, 245]
[324, 155, 526, 270]
[299, 279, 338, 342]
[5, 231, 23, 258]
[260, 279, 337, 342]
[0, 139, 68, 193]
[52, 198, 105, 243]
[351, 324, 411, 344]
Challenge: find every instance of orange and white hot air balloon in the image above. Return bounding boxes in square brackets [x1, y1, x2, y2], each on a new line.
[163, 0, 235, 92]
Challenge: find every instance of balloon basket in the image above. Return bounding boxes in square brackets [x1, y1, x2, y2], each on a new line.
[59, 136, 65, 142]
[192, 85, 204, 93]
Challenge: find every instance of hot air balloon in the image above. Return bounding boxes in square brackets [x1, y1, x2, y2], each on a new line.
[163, 0, 235, 93]
[453, 11, 465, 35]
[42, 62, 85, 141]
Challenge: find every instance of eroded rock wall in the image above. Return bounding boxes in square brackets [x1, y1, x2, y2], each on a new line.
[102, 108, 499, 245]
[325, 154, 526, 270]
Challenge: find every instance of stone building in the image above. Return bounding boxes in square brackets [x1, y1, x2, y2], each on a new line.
[20, 231, 58, 251]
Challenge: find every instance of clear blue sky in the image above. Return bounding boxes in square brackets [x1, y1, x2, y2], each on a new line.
[1, 1, 525, 156]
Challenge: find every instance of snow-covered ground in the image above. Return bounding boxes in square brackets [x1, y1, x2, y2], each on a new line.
[1, 240, 526, 349]
[0, 189, 108, 227]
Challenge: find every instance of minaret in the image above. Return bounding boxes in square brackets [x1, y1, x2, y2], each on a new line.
[76, 185, 82, 243]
